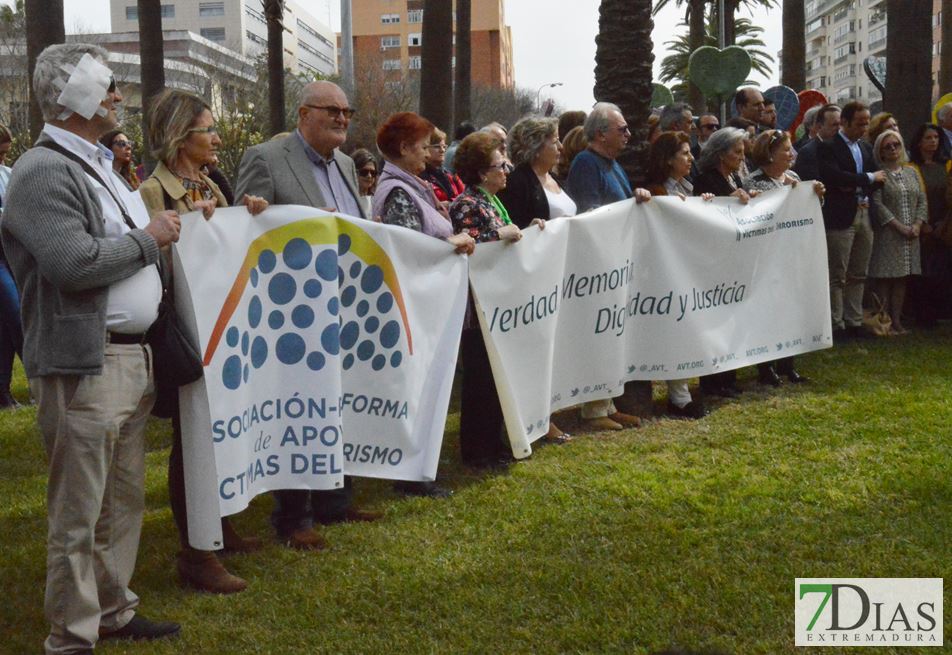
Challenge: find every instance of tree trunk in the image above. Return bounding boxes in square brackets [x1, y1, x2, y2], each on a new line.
[724, 0, 738, 46]
[25, 0, 64, 140]
[594, 0, 654, 186]
[686, 0, 706, 111]
[419, 0, 453, 132]
[940, 0, 952, 95]
[138, 0, 165, 172]
[453, 0, 472, 127]
[264, 0, 286, 136]
[781, 0, 805, 91]
[884, 0, 932, 141]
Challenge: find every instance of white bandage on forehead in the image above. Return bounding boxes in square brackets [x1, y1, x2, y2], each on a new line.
[52, 53, 113, 120]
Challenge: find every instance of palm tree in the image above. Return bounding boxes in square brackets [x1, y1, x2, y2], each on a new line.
[780, 0, 805, 91]
[418, 0, 453, 132]
[137, 0, 165, 172]
[263, 0, 286, 136]
[940, 0, 952, 96]
[453, 0, 472, 127]
[712, 0, 777, 45]
[884, 0, 932, 139]
[25, 0, 64, 139]
[659, 16, 774, 108]
[653, 0, 708, 111]
[595, 0, 654, 186]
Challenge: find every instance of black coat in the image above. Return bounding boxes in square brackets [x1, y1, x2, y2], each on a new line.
[818, 134, 879, 230]
[497, 163, 550, 229]
[792, 137, 822, 183]
[692, 169, 743, 197]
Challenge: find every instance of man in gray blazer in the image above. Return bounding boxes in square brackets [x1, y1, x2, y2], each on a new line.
[235, 81, 377, 552]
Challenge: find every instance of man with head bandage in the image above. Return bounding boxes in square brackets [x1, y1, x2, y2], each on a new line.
[1, 43, 182, 654]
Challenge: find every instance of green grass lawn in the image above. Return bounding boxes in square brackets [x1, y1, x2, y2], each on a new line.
[1, 329, 949, 654]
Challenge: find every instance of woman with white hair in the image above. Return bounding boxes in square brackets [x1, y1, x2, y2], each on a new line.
[868, 129, 927, 335]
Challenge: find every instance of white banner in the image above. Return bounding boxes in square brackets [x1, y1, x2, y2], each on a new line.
[173, 206, 468, 549]
[467, 184, 832, 459]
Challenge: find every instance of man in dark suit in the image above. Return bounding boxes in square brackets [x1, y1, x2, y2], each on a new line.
[793, 104, 841, 182]
[235, 81, 379, 552]
[817, 101, 887, 340]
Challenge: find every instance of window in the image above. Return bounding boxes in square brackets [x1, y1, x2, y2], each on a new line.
[200, 27, 225, 41]
[408, 9, 423, 23]
[382, 59, 401, 71]
[381, 13, 400, 24]
[245, 4, 266, 25]
[408, 56, 421, 70]
[199, 2, 224, 17]
[161, 4, 174, 18]
[408, 33, 421, 47]
[246, 30, 267, 46]
[381, 35, 400, 49]
[126, 4, 175, 20]
[126, 6, 137, 20]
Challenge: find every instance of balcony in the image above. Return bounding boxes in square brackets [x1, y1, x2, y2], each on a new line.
[868, 36, 887, 52]
[834, 30, 854, 44]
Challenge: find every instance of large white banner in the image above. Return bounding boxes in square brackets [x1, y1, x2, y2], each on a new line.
[467, 184, 832, 459]
[173, 207, 468, 549]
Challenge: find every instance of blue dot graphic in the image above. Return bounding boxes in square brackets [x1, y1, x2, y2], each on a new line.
[248, 296, 262, 328]
[283, 238, 312, 270]
[268, 273, 297, 305]
[269, 310, 285, 329]
[292, 305, 315, 328]
[241, 331, 249, 355]
[327, 297, 339, 316]
[243, 363, 249, 383]
[341, 286, 356, 307]
[276, 333, 306, 365]
[258, 250, 276, 273]
[391, 351, 403, 368]
[340, 321, 360, 350]
[349, 261, 362, 278]
[337, 267, 344, 285]
[250, 269, 259, 287]
[377, 292, 394, 313]
[342, 353, 355, 370]
[307, 352, 326, 371]
[321, 323, 340, 355]
[372, 354, 386, 371]
[222, 355, 242, 389]
[380, 320, 401, 348]
[251, 336, 268, 368]
[365, 316, 380, 333]
[304, 279, 322, 298]
[338, 233, 351, 255]
[361, 265, 384, 294]
[356, 299, 369, 317]
[315, 250, 338, 281]
[357, 340, 375, 361]
[226, 326, 239, 348]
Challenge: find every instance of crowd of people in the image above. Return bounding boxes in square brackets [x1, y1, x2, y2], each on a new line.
[1, 43, 951, 654]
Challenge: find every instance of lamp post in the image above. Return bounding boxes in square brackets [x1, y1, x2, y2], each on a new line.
[536, 82, 563, 112]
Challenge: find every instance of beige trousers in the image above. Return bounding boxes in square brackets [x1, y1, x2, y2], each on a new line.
[31, 343, 155, 655]
[827, 206, 873, 330]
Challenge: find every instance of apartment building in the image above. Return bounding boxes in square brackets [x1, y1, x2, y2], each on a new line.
[348, 0, 514, 88]
[804, 0, 944, 106]
[109, 0, 338, 78]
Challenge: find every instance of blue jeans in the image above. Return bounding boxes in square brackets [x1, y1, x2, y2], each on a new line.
[0, 259, 22, 387]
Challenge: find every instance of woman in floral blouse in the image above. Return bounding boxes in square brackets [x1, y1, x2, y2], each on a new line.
[449, 132, 542, 468]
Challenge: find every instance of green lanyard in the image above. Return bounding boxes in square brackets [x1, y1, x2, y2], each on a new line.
[478, 186, 512, 226]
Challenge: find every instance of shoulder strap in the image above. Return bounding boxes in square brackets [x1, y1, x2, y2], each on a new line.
[35, 140, 138, 232]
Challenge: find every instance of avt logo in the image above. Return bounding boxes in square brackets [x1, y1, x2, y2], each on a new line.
[203, 218, 413, 390]
[795, 578, 943, 647]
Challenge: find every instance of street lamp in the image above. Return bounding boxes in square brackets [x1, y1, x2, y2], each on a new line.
[537, 82, 563, 112]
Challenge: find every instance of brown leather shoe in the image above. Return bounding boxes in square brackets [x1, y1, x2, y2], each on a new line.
[580, 416, 624, 432]
[285, 527, 328, 551]
[176, 549, 247, 594]
[221, 518, 263, 555]
[316, 508, 384, 525]
[608, 412, 641, 428]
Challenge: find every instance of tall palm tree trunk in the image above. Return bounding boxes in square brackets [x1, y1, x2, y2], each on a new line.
[781, 0, 805, 90]
[419, 0, 453, 132]
[940, 0, 952, 95]
[884, 0, 932, 140]
[687, 0, 706, 110]
[264, 0, 286, 136]
[25, 0, 64, 140]
[138, 0, 165, 172]
[453, 0, 472, 127]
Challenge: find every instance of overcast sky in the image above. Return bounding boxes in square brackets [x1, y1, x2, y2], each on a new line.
[41, 0, 781, 111]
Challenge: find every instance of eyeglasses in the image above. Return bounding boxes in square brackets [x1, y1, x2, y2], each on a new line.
[486, 162, 512, 173]
[358, 168, 377, 178]
[188, 126, 218, 135]
[304, 104, 356, 120]
[113, 140, 133, 149]
[614, 125, 631, 134]
[426, 144, 447, 151]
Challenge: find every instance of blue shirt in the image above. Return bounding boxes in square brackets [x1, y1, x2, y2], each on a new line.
[566, 149, 632, 213]
[295, 129, 363, 219]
